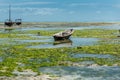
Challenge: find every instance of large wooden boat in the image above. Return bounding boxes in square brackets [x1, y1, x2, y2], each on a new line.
[53, 29, 74, 41]
[4, 5, 14, 27]
[4, 19, 14, 27]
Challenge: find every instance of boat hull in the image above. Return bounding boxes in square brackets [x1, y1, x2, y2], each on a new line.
[16, 22, 21, 25]
[53, 29, 74, 41]
[53, 34, 71, 41]
[4, 22, 14, 27]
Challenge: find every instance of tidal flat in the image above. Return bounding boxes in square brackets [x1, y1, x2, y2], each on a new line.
[0, 22, 120, 80]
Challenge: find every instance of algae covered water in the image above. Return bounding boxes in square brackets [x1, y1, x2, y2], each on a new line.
[0, 24, 120, 79]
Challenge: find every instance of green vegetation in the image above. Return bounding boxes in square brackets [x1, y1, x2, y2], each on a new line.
[73, 29, 118, 38]
[0, 25, 120, 76]
[25, 30, 61, 36]
[0, 43, 120, 76]
[17, 29, 118, 38]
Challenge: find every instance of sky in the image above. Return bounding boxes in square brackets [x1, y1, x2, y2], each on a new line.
[0, 0, 120, 22]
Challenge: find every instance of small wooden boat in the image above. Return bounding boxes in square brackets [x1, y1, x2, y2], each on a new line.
[15, 19, 22, 25]
[53, 29, 74, 41]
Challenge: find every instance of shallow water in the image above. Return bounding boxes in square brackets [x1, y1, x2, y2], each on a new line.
[16, 38, 53, 43]
[14, 25, 120, 31]
[28, 37, 98, 48]
[71, 37, 98, 46]
[0, 34, 98, 48]
[71, 53, 114, 59]
[0, 25, 120, 79]
[103, 38, 120, 44]
[0, 38, 14, 44]
[0, 25, 119, 79]
[74, 25, 120, 30]
[78, 61, 95, 65]
[0, 38, 8, 44]
[39, 66, 120, 80]
[0, 57, 3, 62]
[0, 38, 21, 45]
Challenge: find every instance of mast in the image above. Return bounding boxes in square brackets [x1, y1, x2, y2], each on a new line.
[9, 5, 11, 21]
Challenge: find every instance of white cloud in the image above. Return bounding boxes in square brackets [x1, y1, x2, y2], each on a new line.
[14, 2, 56, 5]
[34, 8, 61, 16]
[0, 3, 8, 6]
[9, 7, 63, 16]
[69, 3, 114, 7]
[69, 3, 99, 6]
[96, 11, 101, 14]
[0, 8, 7, 12]
[69, 11, 75, 14]
[0, 1, 56, 6]
[113, 4, 120, 8]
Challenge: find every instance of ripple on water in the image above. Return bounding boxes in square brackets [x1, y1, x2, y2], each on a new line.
[39, 66, 120, 80]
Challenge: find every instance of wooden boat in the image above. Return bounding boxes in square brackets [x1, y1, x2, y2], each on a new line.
[4, 5, 14, 27]
[15, 19, 22, 25]
[53, 29, 74, 41]
[4, 19, 14, 27]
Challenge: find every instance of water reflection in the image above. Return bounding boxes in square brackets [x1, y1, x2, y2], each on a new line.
[4, 28, 14, 32]
[53, 39, 72, 45]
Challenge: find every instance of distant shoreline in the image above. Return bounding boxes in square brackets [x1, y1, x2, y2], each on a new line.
[0, 22, 118, 28]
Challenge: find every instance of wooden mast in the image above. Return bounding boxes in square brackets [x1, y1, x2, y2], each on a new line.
[9, 5, 11, 22]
